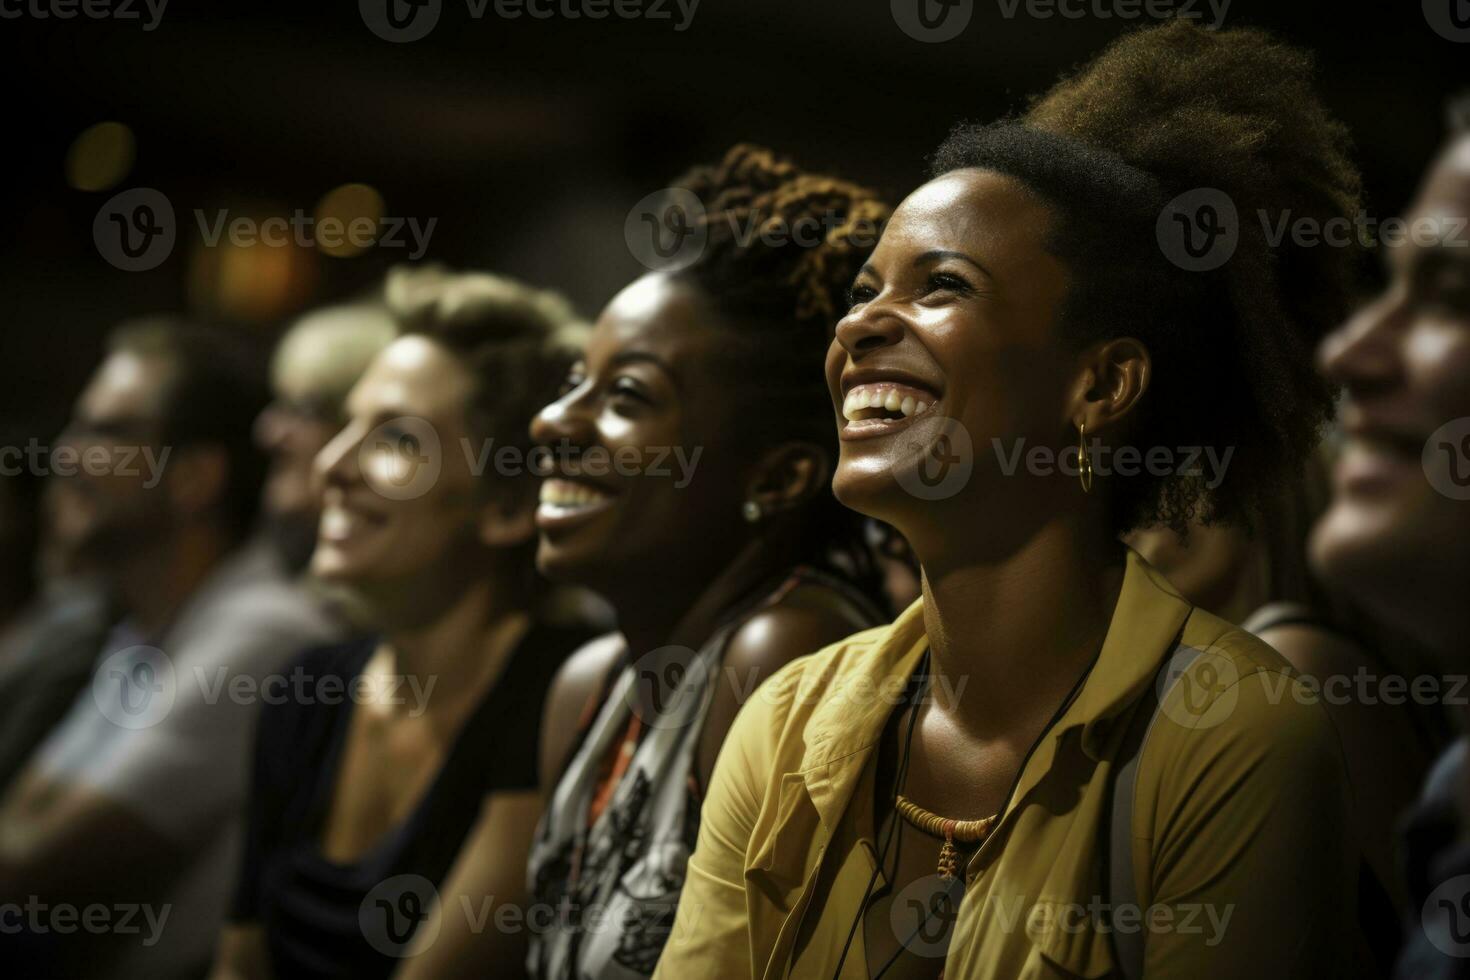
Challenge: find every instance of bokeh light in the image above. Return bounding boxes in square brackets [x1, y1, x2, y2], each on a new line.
[311, 183, 385, 258]
[64, 121, 136, 192]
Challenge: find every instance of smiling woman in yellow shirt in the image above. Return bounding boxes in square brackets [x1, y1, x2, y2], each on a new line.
[652, 22, 1366, 980]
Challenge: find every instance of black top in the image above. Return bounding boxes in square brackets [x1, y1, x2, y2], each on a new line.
[1397, 738, 1470, 980]
[233, 621, 590, 980]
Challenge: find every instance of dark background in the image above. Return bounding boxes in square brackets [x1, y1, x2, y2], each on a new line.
[1, 0, 1465, 436]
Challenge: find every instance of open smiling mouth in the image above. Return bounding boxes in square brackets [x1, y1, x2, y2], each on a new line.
[840, 382, 939, 439]
[536, 476, 617, 529]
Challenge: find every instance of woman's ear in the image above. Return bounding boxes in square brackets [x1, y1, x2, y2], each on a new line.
[741, 441, 831, 520]
[1065, 336, 1151, 435]
[476, 490, 537, 549]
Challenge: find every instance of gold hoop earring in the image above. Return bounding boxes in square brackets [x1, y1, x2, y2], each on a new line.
[1078, 422, 1093, 494]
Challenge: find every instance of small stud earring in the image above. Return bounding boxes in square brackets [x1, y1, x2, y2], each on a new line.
[742, 500, 762, 523]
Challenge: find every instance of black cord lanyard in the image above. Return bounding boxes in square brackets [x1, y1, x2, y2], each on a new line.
[829, 643, 1101, 980]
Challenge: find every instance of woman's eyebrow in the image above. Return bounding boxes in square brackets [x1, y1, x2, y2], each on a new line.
[607, 349, 680, 389]
[915, 248, 994, 281]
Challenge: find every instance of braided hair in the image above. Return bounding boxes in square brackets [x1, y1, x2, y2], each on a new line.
[668, 144, 894, 611]
[932, 21, 1362, 535]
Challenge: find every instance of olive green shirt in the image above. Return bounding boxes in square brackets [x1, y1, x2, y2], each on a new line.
[653, 549, 1355, 979]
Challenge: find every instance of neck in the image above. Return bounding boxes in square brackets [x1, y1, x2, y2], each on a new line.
[612, 529, 805, 659]
[114, 525, 236, 638]
[916, 514, 1124, 740]
[377, 575, 530, 723]
[381, 567, 527, 677]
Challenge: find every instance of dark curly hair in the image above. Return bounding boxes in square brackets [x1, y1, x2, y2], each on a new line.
[668, 144, 894, 608]
[932, 21, 1362, 534]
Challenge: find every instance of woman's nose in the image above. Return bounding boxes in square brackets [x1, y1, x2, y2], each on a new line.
[834, 295, 905, 357]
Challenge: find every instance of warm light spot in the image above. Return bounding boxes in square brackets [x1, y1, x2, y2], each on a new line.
[65, 121, 136, 192]
[312, 183, 385, 258]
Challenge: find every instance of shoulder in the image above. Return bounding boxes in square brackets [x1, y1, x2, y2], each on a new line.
[721, 586, 879, 691]
[545, 631, 624, 714]
[175, 553, 341, 671]
[1143, 609, 1348, 798]
[721, 615, 903, 749]
[539, 631, 625, 781]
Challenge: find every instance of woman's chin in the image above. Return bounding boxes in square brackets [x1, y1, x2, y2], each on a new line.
[832, 465, 901, 521]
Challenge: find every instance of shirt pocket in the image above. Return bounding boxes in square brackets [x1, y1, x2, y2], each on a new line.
[1021, 894, 1118, 980]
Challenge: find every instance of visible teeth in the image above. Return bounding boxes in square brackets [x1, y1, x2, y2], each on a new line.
[539, 478, 612, 508]
[842, 385, 936, 422]
[320, 507, 355, 540]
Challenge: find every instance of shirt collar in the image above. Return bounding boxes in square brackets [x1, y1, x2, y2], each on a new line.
[795, 547, 1192, 830]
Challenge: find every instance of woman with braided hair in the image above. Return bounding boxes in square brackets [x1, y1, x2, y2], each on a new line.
[656, 22, 1366, 980]
[504, 145, 893, 980]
